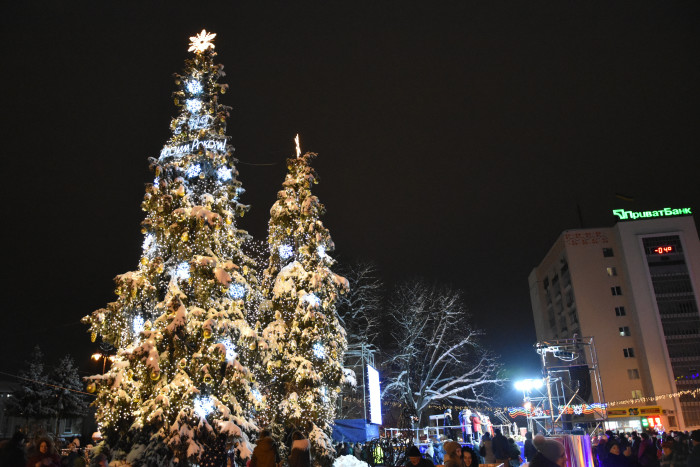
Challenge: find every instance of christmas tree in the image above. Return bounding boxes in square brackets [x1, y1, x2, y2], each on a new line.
[260, 137, 349, 466]
[82, 30, 261, 466]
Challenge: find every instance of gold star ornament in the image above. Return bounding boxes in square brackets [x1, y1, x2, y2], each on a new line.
[188, 29, 216, 53]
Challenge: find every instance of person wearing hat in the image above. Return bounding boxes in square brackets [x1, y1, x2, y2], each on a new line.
[604, 440, 632, 467]
[688, 430, 700, 467]
[444, 441, 465, 467]
[405, 445, 436, 467]
[531, 435, 567, 467]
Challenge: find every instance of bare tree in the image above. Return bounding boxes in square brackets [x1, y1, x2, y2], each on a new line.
[382, 281, 504, 423]
[335, 262, 384, 419]
[336, 262, 384, 352]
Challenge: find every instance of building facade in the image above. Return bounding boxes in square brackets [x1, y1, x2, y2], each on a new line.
[528, 214, 700, 431]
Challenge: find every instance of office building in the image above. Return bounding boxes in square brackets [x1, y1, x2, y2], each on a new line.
[528, 212, 700, 430]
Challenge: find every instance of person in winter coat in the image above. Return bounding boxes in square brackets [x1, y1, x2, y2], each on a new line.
[531, 435, 567, 467]
[405, 445, 435, 467]
[251, 430, 280, 467]
[524, 432, 538, 463]
[688, 430, 700, 467]
[492, 429, 511, 467]
[659, 440, 675, 467]
[638, 433, 660, 467]
[0, 431, 26, 467]
[479, 433, 496, 464]
[443, 441, 465, 467]
[288, 431, 310, 467]
[604, 440, 632, 467]
[508, 438, 523, 467]
[26, 438, 60, 467]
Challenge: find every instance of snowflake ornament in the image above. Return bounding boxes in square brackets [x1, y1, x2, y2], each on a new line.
[185, 164, 202, 179]
[217, 166, 233, 181]
[188, 29, 217, 54]
[222, 339, 236, 362]
[313, 342, 326, 359]
[228, 283, 246, 299]
[133, 315, 145, 336]
[173, 262, 190, 280]
[186, 80, 203, 95]
[185, 99, 202, 113]
[194, 395, 215, 418]
[279, 244, 293, 260]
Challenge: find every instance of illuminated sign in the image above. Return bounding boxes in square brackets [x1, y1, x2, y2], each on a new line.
[367, 365, 382, 425]
[613, 207, 692, 221]
[160, 137, 227, 159]
[607, 406, 662, 418]
[653, 246, 674, 255]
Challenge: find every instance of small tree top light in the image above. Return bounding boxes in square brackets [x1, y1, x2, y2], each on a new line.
[188, 29, 216, 54]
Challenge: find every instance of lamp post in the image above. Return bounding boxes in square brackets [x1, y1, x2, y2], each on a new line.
[91, 352, 115, 374]
[514, 378, 544, 434]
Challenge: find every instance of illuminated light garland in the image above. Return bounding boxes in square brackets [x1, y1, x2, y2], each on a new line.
[227, 283, 246, 299]
[317, 245, 327, 258]
[185, 99, 202, 113]
[313, 342, 326, 359]
[186, 80, 203, 95]
[194, 395, 215, 418]
[153, 176, 160, 186]
[278, 244, 293, 260]
[188, 115, 213, 130]
[252, 388, 263, 402]
[217, 166, 232, 182]
[173, 262, 191, 280]
[185, 164, 202, 179]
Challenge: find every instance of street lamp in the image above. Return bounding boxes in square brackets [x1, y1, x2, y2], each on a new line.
[514, 378, 544, 434]
[91, 352, 115, 374]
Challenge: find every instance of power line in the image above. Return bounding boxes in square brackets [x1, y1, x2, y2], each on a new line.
[0, 370, 95, 397]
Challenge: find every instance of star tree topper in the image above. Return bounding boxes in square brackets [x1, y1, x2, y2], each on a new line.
[188, 29, 216, 53]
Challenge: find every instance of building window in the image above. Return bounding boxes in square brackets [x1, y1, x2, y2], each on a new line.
[611, 286, 622, 296]
[607, 267, 617, 276]
[631, 389, 642, 399]
[623, 347, 635, 358]
[619, 326, 631, 336]
[627, 369, 640, 379]
[615, 306, 626, 316]
[603, 248, 614, 257]
[64, 419, 72, 433]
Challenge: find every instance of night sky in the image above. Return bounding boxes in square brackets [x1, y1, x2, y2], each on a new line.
[3, 1, 700, 399]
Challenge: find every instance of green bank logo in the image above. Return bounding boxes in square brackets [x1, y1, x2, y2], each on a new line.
[613, 207, 692, 221]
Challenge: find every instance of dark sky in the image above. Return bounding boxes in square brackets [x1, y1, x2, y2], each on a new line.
[2, 0, 700, 396]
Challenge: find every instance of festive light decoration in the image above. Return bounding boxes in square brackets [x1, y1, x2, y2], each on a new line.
[222, 339, 236, 362]
[188, 29, 216, 54]
[142, 234, 156, 254]
[317, 245, 327, 258]
[185, 163, 202, 179]
[132, 316, 145, 336]
[173, 262, 191, 280]
[313, 342, 326, 359]
[185, 99, 202, 113]
[227, 283, 246, 299]
[278, 244, 293, 259]
[194, 395, 215, 418]
[217, 166, 232, 182]
[186, 80, 203, 95]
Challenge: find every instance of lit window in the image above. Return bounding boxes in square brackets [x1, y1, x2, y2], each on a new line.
[615, 306, 626, 316]
[619, 326, 631, 337]
[623, 347, 635, 358]
[631, 390, 642, 399]
[606, 267, 617, 276]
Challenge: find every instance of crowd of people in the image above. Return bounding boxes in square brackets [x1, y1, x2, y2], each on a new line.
[592, 429, 700, 467]
[0, 431, 108, 467]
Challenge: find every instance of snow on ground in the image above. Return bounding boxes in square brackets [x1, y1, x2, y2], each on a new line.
[333, 455, 370, 467]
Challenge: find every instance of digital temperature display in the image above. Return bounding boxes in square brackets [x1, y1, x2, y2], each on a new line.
[653, 246, 674, 255]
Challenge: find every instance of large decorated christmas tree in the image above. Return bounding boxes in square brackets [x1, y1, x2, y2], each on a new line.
[260, 138, 349, 466]
[82, 30, 261, 466]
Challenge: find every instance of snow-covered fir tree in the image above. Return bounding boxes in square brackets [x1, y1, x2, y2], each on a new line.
[7, 346, 56, 422]
[260, 138, 349, 466]
[82, 30, 261, 466]
[49, 355, 89, 428]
